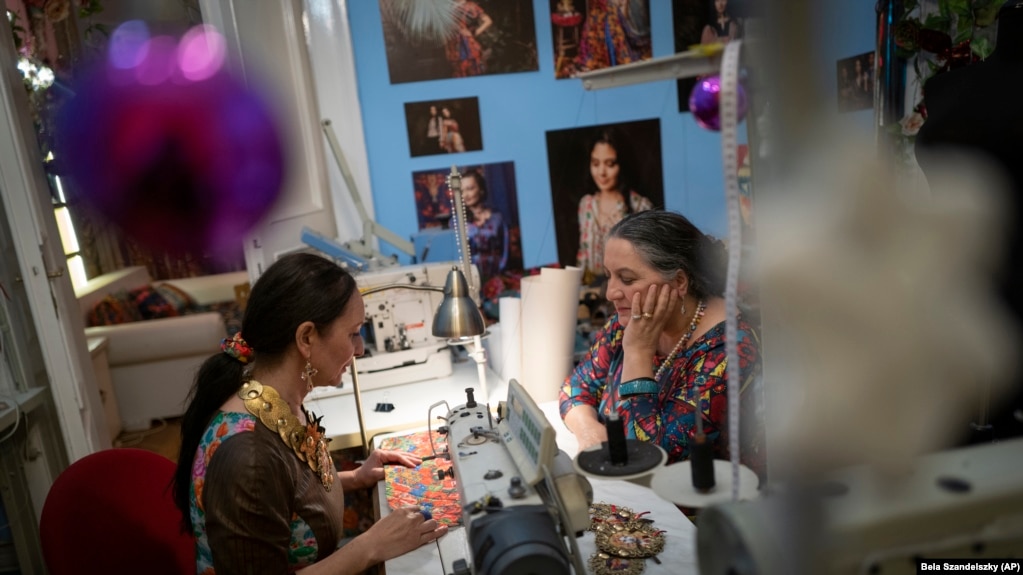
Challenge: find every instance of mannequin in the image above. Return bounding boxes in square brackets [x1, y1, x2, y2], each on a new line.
[915, 0, 1023, 442]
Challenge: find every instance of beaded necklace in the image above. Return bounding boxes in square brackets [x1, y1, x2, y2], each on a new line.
[653, 300, 707, 382]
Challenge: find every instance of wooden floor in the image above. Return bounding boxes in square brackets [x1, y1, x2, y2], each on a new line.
[114, 418, 182, 461]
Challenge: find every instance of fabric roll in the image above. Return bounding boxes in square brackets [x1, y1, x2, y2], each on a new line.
[520, 266, 583, 403]
[498, 297, 522, 384]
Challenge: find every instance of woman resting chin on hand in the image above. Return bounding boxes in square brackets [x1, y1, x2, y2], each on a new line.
[560, 210, 762, 469]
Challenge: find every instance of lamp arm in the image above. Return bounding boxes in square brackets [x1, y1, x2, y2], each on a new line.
[359, 283, 444, 296]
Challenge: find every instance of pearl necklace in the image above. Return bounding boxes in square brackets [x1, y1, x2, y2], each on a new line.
[653, 300, 707, 382]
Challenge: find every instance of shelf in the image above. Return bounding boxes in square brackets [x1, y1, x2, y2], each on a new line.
[0, 387, 47, 434]
[575, 48, 723, 91]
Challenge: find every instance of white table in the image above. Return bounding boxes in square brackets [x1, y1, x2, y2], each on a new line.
[305, 358, 508, 450]
[374, 399, 698, 575]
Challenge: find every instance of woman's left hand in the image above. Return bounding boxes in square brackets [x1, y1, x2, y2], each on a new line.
[354, 449, 422, 489]
[622, 284, 678, 354]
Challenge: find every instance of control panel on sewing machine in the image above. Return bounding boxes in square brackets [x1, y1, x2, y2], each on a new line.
[434, 381, 592, 575]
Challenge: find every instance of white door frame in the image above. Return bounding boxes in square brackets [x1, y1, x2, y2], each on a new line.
[0, 21, 108, 463]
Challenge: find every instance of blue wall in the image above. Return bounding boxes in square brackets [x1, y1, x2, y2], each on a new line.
[812, 0, 880, 132]
[348, 0, 742, 268]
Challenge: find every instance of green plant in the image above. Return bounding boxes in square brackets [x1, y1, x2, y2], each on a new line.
[888, 0, 1005, 163]
[78, 0, 109, 51]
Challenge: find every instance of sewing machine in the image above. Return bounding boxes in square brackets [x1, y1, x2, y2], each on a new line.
[695, 438, 1023, 574]
[434, 381, 593, 575]
[307, 262, 463, 400]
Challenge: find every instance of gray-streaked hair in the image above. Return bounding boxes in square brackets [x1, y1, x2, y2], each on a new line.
[607, 209, 726, 300]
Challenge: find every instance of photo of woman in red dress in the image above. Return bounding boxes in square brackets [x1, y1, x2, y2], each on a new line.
[445, 0, 493, 77]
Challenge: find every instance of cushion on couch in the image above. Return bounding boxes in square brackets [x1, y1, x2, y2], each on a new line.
[128, 286, 180, 320]
[87, 290, 144, 327]
[152, 283, 197, 315]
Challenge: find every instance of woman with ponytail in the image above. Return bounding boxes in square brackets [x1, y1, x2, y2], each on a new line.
[172, 253, 446, 574]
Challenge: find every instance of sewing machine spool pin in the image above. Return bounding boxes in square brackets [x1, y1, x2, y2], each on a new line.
[607, 414, 629, 466]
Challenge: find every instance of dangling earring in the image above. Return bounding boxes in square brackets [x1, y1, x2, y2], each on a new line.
[301, 358, 318, 392]
[680, 296, 687, 317]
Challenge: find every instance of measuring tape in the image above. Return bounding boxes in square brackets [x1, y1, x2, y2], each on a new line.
[719, 39, 744, 502]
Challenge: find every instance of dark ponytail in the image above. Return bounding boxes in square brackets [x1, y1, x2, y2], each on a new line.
[173, 353, 245, 532]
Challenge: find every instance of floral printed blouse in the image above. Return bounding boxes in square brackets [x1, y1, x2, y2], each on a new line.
[559, 314, 762, 467]
[190, 411, 345, 574]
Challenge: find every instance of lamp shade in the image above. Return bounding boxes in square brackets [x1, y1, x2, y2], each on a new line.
[433, 267, 485, 340]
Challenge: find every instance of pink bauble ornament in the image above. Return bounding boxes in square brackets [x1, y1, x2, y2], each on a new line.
[57, 22, 285, 255]
[688, 75, 748, 132]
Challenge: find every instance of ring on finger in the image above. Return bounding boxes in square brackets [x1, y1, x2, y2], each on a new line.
[642, 312, 653, 319]
[631, 314, 643, 320]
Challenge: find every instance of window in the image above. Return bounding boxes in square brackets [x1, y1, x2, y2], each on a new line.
[49, 170, 88, 290]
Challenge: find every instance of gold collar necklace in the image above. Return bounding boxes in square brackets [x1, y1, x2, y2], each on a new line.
[238, 380, 335, 491]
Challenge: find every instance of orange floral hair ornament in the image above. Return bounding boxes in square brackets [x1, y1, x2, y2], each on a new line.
[221, 332, 254, 364]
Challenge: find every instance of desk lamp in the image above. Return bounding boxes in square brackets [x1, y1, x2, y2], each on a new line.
[346, 167, 488, 453]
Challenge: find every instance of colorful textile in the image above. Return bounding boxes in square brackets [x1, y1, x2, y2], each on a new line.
[153, 283, 195, 314]
[86, 289, 144, 326]
[220, 332, 252, 363]
[414, 181, 453, 230]
[575, 0, 651, 73]
[444, 2, 487, 77]
[190, 411, 345, 574]
[128, 285, 180, 320]
[576, 191, 653, 276]
[559, 314, 763, 470]
[378, 431, 462, 526]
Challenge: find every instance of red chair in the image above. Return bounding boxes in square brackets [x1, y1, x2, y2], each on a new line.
[39, 448, 195, 575]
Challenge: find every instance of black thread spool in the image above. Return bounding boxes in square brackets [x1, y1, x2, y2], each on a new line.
[690, 433, 716, 492]
[606, 414, 628, 465]
[690, 392, 716, 492]
[576, 414, 665, 480]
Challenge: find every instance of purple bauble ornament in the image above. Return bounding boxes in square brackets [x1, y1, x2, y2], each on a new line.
[688, 75, 748, 132]
[57, 22, 285, 255]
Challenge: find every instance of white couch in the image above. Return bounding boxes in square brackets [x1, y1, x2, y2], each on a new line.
[75, 266, 250, 431]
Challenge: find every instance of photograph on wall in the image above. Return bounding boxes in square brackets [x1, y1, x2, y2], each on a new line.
[405, 97, 482, 157]
[545, 119, 664, 279]
[550, 0, 653, 80]
[836, 51, 875, 112]
[411, 162, 524, 286]
[379, 0, 539, 84]
[672, 0, 751, 112]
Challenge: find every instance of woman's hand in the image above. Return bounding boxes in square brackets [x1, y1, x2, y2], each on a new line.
[364, 505, 448, 562]
[352, 449, 422, 490]
[622, 284, 677, 355]
[564, 405, 608, 452]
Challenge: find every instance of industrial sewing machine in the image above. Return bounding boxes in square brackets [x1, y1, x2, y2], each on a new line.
[694, 438, 1023, 574]
[432, 381, 593, 575]
[307, 261, 473, 399]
